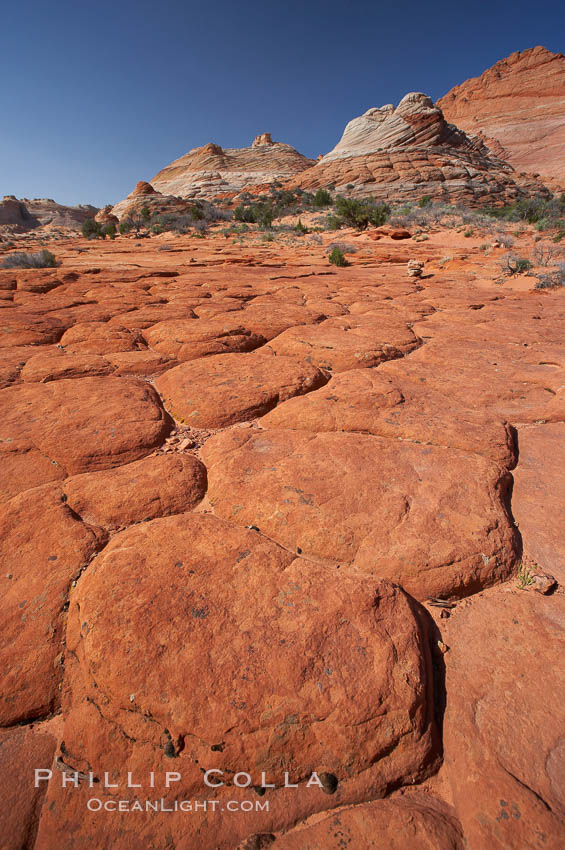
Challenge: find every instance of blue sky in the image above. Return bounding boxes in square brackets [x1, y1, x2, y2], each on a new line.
[1, 0, 563, 207]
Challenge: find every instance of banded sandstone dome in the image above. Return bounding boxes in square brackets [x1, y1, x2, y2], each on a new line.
[113, 87, 553, 215]
[150, 133, 315, 199]
[291, 92, 548, 203]
[438, 46, 565, 184]
[0, 196, 98, 233]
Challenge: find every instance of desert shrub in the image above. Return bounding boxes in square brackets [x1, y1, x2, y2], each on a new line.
[536, 262, 565, 289]
[234, 204, 257, 223]
[82, 218, 103, 239]
[390, 201, 456, 229]
[119, 219, 133, 235]
[295, 218, 309, 234]
[103, 223, 116, 239]
[234, 201, 274, 227]
[1, 249, 57, 268]
[258, 206, 274, 228]
[197, 200, 231, 222]
[484, 195, 565, 226]
[533, 243, 558, 266]
[323, 214, 343, 231]
[327, 241, 357, 255]
[121, 211, 149, 236]
[147, 201, 230, 234]
[222, 223, 250, 236]
[328, 247, 348, 266]
[236, 190, 314, 224]
[501, 254, 533, 275]
[516, 562, 535, 589]
[495, 232, 514, 249]
[150, 214, 192, 233]
[313, 188, 332, 207]
[418, 195, 433, 208]
[334, 196, 390, 230]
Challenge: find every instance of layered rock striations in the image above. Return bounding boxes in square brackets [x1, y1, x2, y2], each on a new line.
[149, 135, 315, 199]
[0, 195, 98, 234]
[109, 181, 205, 221]
[292, 92, 549, 203]
[439, 46, 565, 184]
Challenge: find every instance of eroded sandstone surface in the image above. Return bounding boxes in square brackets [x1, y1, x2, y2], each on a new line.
[0, 221, 564, 849]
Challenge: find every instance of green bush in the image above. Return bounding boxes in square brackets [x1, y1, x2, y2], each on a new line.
[295, 218, 308, 234]
[313, 188, 332, 207]
[328, 247, 348, 267]
[503, 255, 533, 275]
[484, 195, 565, 226]
[325, 214, 342, 231]
[119, 219, 133, 235]
[1, 249, 57, 268]
[234, 201, 274, 228]
[514, 258, 533, 273]
[234, 205, 256, 223]
[82, 218, 103, 239]
[418, 195, 433, 208]
[82, 219, 116, 239]
[334, 196, 390, 230]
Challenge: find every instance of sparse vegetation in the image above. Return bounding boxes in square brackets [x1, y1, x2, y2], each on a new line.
[313, 188, 332, 208]
[234, 201, 273, 228]
[323, 214, 343, 231]
[1, 249, 57, 268]
[333, 196, 390, 230]
[533, 243, 557, 266]
[82, 218, 104, 239]
[328, 246, 348, 267]
[327, 241, 357, 255]
[536, 263, 565, 289]
[501, 254, 533, 275]
[82, 218, 117, 240]
[484, 195, 565, 227]
[517, 562, 535, 589]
